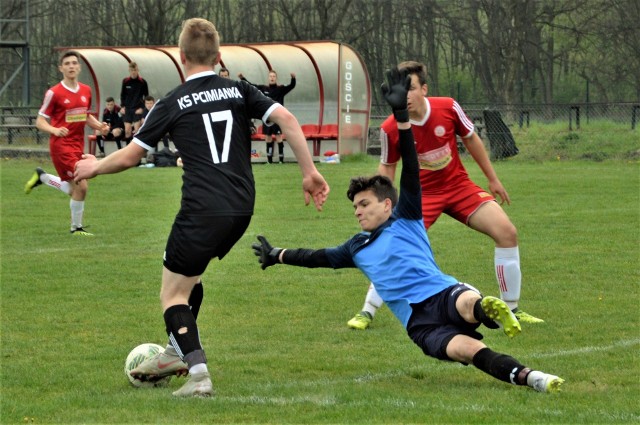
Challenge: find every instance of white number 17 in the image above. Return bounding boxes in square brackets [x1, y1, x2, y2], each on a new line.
[201, 110, 233, 164]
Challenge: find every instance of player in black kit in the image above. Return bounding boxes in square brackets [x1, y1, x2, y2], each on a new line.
[120, 62, 149, 144]
[74, 17, 330, 398]
[239, 70, 296, 163]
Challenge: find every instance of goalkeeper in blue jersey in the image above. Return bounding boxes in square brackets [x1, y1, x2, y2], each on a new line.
[252, 67, 564, 393]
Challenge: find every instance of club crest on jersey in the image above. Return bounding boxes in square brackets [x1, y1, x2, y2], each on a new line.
[81, 96, 88, 103]
[434, 125, 445, 137]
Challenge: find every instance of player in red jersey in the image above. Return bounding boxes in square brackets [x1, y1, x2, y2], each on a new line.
[25, 50, 109, 236]
[348, 60, 543, 330]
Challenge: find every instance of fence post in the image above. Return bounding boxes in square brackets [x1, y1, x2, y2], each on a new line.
[632, 105, 640, 130]
[519, 110, 530, 129]
[570, 106, 580, 130]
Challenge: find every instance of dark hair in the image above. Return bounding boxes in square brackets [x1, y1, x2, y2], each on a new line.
[347, 175, 398, 207]
[105, 96, 115, 102]
[144, 95, 155, 101]
[219, 67, 229, 73]
[59, 50, 79, 65]
[397, 60, 427, 86]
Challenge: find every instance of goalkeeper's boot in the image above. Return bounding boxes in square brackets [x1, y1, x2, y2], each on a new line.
[70, 227, 94, 236]
[513, 308, 544, 324]
[526, 370, 565, 393]
[347, 311, 373, 330]
[130, 346, 188, 381]
[480, 296, 521, 338]
[24, 167, 45, 194]
[172, 372, 214, 398]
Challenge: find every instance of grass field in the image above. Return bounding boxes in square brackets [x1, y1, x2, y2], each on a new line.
[1, 155, 639, 424]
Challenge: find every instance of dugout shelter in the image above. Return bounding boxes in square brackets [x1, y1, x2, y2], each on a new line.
[60, 41, 371, 160]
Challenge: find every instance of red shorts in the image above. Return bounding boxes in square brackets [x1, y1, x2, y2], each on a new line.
[50, 139, 84, 181]
[422, 179, 495, 229]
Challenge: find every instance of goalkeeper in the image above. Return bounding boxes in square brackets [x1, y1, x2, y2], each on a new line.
[252, 67, 564, 393]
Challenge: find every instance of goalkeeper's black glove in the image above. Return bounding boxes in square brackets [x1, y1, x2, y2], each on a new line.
[252, 235, 283, 270]
[381, 67, 411, 123]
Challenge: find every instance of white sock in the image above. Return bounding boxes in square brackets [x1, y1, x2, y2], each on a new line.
[189, 363, 208, 375]
[362, 283, 383, 317]
[70, 199, 84, 230]
[495, 246, 521, 310]
[41, 173, 72, 195]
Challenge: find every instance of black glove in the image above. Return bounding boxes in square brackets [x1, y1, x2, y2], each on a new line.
[252, 235, 283, 270]
[381, 67, 411, 123]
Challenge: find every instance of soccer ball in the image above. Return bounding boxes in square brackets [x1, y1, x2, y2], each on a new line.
[124, 343, 172, 388]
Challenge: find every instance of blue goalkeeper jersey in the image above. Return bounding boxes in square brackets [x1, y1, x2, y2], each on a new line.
[324, 127, 457, 328]
[325, 212, 457, 328]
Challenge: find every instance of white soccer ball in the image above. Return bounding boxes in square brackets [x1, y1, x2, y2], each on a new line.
[124, 343, 172, 388]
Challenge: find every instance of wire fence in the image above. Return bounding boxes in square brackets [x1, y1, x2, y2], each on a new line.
[371, 102, 640, 130]
[2, 103, 639, 162]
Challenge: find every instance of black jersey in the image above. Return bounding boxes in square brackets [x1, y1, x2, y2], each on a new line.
[133, 71, 278, 216]
[241, 77, 296, 105]
[102, 106, 123, 130]
[120, 76, 149, 109]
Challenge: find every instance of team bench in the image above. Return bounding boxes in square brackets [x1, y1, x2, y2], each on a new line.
[251, 123, 341, 156]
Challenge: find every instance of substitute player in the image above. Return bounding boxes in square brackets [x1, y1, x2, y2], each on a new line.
[239, 70, 296, 163]
[25, 50, 109, 236]
[120, 61, 149, 143]
[348, 60, 543, 330]
[74, 18, 330, 397]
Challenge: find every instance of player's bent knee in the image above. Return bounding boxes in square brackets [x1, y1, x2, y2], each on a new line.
[446, 335, 485, 363]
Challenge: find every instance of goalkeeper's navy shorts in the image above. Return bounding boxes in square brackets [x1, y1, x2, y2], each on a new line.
[406, 283, 483, 361]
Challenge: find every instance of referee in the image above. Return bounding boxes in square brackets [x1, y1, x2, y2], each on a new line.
[74, 17, 330, 397]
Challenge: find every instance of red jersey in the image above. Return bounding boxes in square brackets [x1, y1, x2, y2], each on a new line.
[380, 97, 475, 192]
[39, 81, 92, 149]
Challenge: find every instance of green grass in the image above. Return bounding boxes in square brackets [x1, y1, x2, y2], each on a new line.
[509, 120, 639, 162]
[1, 156, 639, 424]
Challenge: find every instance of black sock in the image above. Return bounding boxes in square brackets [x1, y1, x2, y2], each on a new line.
[472, 347, 528, 385]
[278, 143, 284, 162]
[266, 142, 274, 163]
[164, 304, 206, 367]
[188, 281, 204, 320]
[473, 298, 499, 329]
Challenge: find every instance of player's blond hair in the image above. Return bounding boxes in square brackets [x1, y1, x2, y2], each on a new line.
[179, 18, 220, 66]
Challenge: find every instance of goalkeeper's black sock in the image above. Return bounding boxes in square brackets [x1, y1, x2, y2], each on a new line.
[472, 347, 528, 385]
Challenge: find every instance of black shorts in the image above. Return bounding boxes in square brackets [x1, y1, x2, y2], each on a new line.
[263, 123, 282, 136]
[123, 108, 139, 124]
[406, 283, 483, 361]
[101, 131, 122, 140]
[163, 214, 252, 277]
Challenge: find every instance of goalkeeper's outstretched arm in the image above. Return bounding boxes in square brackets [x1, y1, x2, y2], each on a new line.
[252, 235, 332, 270]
